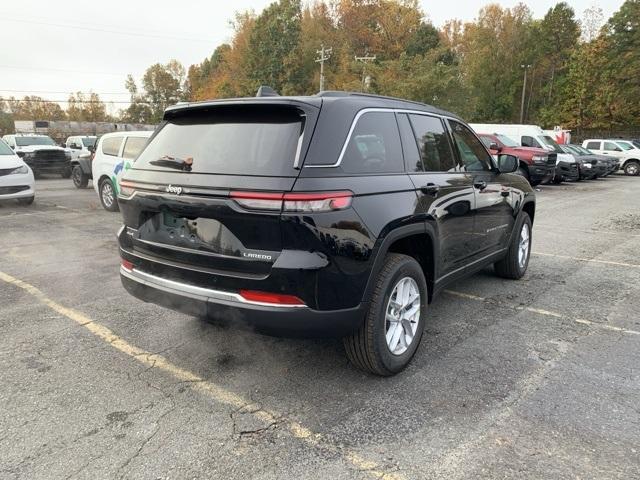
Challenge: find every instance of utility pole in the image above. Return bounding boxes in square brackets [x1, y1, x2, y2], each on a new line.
[520, 64, 532, 123]
[315, 44, 332, 92]
[354, 53, 376, 92]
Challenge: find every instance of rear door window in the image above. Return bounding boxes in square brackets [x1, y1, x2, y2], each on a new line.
[448, 121, 492, 172]
[586, 141, 601, 150]
[340, 111, 403, 174]
[122, 136, 149, 160]
[135, 106, 304, 176]
[408, 114, 455, 172]
[102, 137, 123, 156]
[604, 141, 621, 152]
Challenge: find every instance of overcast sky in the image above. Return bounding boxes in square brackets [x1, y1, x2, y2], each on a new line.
[0, 0, 624, 114]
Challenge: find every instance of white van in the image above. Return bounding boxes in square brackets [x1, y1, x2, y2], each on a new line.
[470, 124, 579, 181]
[92, 131, 153, 211]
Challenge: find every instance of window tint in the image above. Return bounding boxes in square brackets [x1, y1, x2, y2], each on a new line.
[522, 135, 541, 148]
[122, 136, 148, 160]
[102, 137, 123, 156]
[341, 111, 403, 174]
[408, 114, 455, 172]
[396, 114, 422, 172]
[15, 136, 55, 146]
[604, 141, 621, 151]
[137, 107, 303, 176]
[617, 142, 633, 151]
[586, 141, 600, 150]
[479, 136, 493, 149]
[82, 137, 97, 147]
[449, 121, 492, 172]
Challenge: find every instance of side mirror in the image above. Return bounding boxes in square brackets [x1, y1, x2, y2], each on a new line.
[87, 145, 96, 154]
[489, 142, 502, 152]
[497, 154, 519, 173]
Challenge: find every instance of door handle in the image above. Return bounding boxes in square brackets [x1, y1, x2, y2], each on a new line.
[420, 183, 440, 196]
[500, 190, 510, 197]
[473, 180, 487, 191]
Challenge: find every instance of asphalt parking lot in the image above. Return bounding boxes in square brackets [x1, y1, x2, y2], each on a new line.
[1, 176, 639, 479]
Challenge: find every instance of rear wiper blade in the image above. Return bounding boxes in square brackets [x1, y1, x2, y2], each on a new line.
[150, 155, 193, 171]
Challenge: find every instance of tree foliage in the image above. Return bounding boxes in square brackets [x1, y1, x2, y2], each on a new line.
[150, 0, 640, 132]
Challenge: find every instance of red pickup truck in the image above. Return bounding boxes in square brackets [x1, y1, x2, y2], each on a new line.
[477, 133, 556, 186]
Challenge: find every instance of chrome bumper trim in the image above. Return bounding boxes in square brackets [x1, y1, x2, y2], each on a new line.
[120, 266, 307, 309]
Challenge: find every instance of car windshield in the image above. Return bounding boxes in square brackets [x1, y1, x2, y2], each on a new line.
[616, 141, 633, 151]
[540, 135, 564, 154]
[564, 145, 581, 155]
[495, 134, 519, 147]
[15, 136, 56, 147]
[0, 140, 14, 155]
[135, 106, 304, 176]
[82, 137, 97, 147]
[633, 140, 640, 148]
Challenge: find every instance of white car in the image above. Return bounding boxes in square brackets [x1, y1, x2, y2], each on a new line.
[92, 131, 153, 211]
[2, 134, 72, 178]
[0, 138, 35, 205]
[65, 135, 97, 161]
[582, 139, 640, 176]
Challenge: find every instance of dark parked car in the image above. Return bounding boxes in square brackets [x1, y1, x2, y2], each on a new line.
[477, 133, 555, 186]
[565, 144, 613, 177]
[117, 90, 536, 375]
[559, 145, 602, 180]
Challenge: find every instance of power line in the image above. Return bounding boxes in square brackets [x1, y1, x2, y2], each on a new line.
[0, 64, 129, 76]
[0, 89, 130, 95]
[4, 98, 132, 104]
[0, 16, 217, 43]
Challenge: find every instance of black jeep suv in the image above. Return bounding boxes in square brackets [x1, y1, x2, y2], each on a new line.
[117, 91, 535, 376]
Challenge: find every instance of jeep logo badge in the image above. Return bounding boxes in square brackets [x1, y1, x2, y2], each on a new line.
[166, 185, 182, 195]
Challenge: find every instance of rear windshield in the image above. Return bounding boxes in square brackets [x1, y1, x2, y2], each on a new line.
[135, 106, 304, 176]
[495, 134, 519, 147]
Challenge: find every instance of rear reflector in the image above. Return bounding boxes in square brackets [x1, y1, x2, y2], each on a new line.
[239, 289, 305, 306]
[119, 180, 136, 197]
[230, 191, 352, 212]
[121, 259, 134, 271]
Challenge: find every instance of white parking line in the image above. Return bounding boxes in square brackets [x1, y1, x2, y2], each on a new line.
[535, 225, 640, 238]
[533, 251, 640, 269]
[444, 289, 640, 336]
[0, 270, 403, 480]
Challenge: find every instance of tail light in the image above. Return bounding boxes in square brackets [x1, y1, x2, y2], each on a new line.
[119, 180, 136, 197]
[121, 259, 134, 271]
[239, 289, 305, 306]
[230, 191, 353, 212]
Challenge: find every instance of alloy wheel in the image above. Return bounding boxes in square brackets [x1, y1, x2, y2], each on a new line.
[518, 222, 530, 269]
[101, 181, 114, 208]
[385, 277, 421, 355]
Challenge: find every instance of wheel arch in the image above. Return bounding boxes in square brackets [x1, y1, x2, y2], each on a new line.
[362, 223, 438, 305]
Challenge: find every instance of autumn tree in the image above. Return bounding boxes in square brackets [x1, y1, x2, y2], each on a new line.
[67, 92, 108, 122]
[5, 96, 66, 120]
[121, 60, 188, 123]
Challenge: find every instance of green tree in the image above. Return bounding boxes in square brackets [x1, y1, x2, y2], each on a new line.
[5, 96, 66, 120]
[246, 0, 302, 93]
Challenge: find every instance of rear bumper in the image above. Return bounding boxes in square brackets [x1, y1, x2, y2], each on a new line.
[120, 266, 364, 337]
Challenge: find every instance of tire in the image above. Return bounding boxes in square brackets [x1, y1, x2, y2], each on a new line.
[624, 160, 639, 176]
[99, 178, 120, 212]
[343, 253, 427, 376]
[17, 196, 35, 205]
[72, 165, 89, 188]
[494, 213, 532, 280]
[61, 166, 72, 179]
[552, 175, 563, 184]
